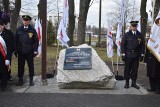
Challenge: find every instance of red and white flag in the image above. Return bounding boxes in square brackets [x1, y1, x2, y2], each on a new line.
[147, 10, 160, 62]
[116, 23, 122, 57]
[107, 19, 114, 58]
[0, 35, 7, 60]
[35, 17, 42, 57]
[57, 19, 69, 47]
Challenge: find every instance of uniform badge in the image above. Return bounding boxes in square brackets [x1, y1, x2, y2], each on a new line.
[138, 38, 141, 44]
[28, 33, 33, 38]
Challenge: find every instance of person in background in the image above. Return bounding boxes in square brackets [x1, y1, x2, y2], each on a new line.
[14, 15, 38, 86]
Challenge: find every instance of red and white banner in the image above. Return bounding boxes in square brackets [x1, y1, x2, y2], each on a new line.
[0, 35, 7, 60]
[147, 10, 160, 62]
[116, 23, 122, 57]
[35, 17, 42, 57]
[107, 19, 114, 58]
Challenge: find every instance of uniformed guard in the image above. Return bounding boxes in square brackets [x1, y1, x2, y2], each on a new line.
[121, 21, 145, 89]
[14, 15, 38, 86]
[0, 20, 13, 91]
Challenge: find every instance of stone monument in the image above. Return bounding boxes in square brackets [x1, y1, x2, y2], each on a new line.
[57, 44, 116, 89]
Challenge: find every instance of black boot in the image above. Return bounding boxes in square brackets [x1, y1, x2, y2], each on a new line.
[131, 80, 140, 89]
[16, 77, 23, 86]
[29, 77, 34, 86]
[124, 79, 129, 89]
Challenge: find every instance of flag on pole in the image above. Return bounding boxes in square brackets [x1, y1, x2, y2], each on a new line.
[147, 10, 160, 62]
[116, 23, 122, 56]
[57, 19, 70, 47]
[35, 17, 42, 57]
[121, 0, 125, 26]
[63, 0, 69, 28]
[106, 19, 114, 58]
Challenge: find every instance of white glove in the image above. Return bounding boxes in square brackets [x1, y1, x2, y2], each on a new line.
[5, 60, 10, 66]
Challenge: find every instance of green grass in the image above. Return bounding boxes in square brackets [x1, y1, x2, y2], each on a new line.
[11, 46, 119, 76]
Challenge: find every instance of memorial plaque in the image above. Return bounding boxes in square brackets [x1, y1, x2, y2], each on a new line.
[64, 48, 92, 70]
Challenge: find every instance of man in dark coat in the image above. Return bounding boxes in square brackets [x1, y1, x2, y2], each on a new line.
[121, 21, 145, 89]
[0, 20, 13, 91]
[3, 26, 14, 81]
[144, 48, 160, 94]
[14, 15, 38, 86]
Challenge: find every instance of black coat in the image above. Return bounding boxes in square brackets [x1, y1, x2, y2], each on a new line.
[14, 25, 38, 54]
[0, 31, 14, 73]
[144, 48, 160, 78]
[121, 30, 145, 58]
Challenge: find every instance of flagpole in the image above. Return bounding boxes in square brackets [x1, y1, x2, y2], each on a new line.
[116, 53, 119, 75]
[111, 57, 115, 74]
[54, 41, 60, 74]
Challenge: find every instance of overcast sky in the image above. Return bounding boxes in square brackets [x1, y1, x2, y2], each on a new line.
[21, 0, 152, 27]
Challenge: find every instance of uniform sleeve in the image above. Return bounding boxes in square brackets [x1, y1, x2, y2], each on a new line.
[14, 30, 18, 53]
[33, 29, 39, 52]
[121, 34, 127, 54]
[140, 34, 145, 55]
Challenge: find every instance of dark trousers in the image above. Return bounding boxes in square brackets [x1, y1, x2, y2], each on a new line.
[124, 58, 139, 80]
[18, 53, 34, 78]
[0, 54, 8, 88]
[149, 77, 160, 90]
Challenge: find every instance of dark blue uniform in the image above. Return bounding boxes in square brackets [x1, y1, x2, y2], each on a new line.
[14, 25, 38, 80]
[121, 30, 145, 88]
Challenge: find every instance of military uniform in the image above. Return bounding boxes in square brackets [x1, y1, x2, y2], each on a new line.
[14, 15, 38, 86]
[144, 48, 160, 93]
[121, 21, 145, 89]
[0, 27, 13, 91]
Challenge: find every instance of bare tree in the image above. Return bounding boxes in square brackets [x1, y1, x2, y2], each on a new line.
[68, 0, 75, 46]
[77, 0, 91, 45]
[152, 0, 160, 21]
[140, 0, 148, 37]
[2, 0, 9, 13]
[106, 0, 139, 30]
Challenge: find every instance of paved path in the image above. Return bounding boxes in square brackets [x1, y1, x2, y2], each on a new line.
[8, 76, 148, 95]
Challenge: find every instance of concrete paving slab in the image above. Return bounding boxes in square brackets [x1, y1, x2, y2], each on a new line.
[10, 76, 149, 95]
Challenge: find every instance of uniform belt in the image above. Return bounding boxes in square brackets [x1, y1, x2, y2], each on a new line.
[127, 50, 140, 53]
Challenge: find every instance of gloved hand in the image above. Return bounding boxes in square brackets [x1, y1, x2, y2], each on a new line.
[139, 56, 144, 62]
[5, 60, 10, 66]
[14, 52, 17, 57]
[33, 52, 38, 57]
[121, 54, 126, 62]
[139, 54, 144, 62]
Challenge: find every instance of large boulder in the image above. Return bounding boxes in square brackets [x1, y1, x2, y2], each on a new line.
[56, 44, 116, 89]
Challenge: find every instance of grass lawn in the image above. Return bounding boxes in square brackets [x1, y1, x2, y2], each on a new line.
[11, 46, 119, 76]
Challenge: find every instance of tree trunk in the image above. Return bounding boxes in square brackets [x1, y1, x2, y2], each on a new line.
[37, 0, 42, 19]
[77, 0, 91, 45]
[2, 0, 9, 13]
[68, 0, 75, 46]
[140, 0, 148, 37]
[10, 0, 21, 34]
[153, 0, 160, 21]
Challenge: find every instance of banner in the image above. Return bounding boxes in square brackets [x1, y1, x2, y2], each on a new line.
[147, 10, 160, 62]
[35, 17, 42, 57]
[116, 23, 122, 56]
[107, 19, 114, 58]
